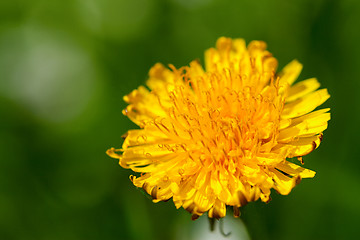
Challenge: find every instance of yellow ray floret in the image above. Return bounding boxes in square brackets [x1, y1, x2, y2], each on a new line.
[107, 37, 330, 220]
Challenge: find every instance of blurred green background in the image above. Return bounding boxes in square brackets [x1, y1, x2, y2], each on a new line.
[0, 0, 359, 239]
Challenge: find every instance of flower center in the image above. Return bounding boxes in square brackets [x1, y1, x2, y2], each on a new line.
[158, 67, 284, 172]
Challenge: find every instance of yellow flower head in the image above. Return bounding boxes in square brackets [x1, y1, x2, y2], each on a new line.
[107, 37, 330, 220]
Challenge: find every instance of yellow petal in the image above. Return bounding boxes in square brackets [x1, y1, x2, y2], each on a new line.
[281, 89, 330, 119]
[278, 60, 303, 87]
[122, 129, 171, 150]
[208, 199, 226, 219]
[284, 134, 323, 158]
[275, 161, 315, 178]
[123, 86, 168, 126]
[290, 108, 330, 126]
[146, 63, 175, 91]
[193, 190, 213, 213]
[286, 78, 320, 102]
[271, 169, 298, 195]
[243, 184, 261, 202]
[278, 115, 329, 143]
[232, 38, 247, 54]
[279, 118, 292, 130]
[256, 152, 284, 165]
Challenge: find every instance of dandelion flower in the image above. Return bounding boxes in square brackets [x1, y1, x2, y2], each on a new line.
[107, 37, 330, 220]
